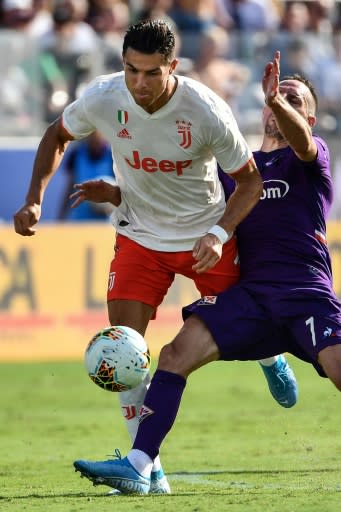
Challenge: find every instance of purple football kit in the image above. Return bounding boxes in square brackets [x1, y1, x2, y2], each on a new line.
[184, 136, 341, 376]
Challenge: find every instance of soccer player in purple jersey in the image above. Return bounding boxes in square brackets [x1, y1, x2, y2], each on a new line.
[73, 50, 341, 494]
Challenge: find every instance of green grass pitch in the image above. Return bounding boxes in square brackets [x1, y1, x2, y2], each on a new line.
[0, 357, 340, 511]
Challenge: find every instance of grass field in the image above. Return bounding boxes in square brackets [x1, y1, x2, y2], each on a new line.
[0, 357, 340, 511]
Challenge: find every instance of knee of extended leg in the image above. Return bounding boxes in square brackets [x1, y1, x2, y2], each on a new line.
[329, 372, 341, 391]
[323, 363, 341, 391]
[318, 346, 341, 391]
[158, 343, 179, 370]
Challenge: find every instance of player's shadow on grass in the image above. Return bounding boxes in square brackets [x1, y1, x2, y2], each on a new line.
[0, 492, 102, 500]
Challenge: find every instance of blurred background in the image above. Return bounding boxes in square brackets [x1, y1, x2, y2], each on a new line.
[1, 0, 341, 361]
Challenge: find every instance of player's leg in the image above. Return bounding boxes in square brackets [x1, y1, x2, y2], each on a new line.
[130, 285, 295, 464]
[318, 345, 341, 390]
[192, 238, 298, 407]
[107, 297, 153, 453]
[106, 235, 174, 493]
[73, 284, 280, 494]
[74, 313, 219, 494]
[107, 299, 170, 493]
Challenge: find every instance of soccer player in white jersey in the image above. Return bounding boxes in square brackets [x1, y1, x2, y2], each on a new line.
[13, 20, 297, 494]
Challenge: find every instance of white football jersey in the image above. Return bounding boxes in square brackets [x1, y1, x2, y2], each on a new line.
[63, 72, 252, 251]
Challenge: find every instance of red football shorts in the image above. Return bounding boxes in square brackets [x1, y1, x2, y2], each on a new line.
[107, 234, 240, 316]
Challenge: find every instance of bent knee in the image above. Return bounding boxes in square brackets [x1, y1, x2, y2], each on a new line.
[158, 342, 185, 374]
[157, 315, 219, 378]
[318, 345, 341, 391]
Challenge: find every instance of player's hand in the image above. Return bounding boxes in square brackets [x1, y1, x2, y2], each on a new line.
[262, 50, 280, 106]
[69, 179, 122, 208]
[13, 203, 41, 236]
[192, 234, 223, 274]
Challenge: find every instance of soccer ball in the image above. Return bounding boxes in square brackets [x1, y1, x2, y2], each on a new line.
[84, 326, 151, 392]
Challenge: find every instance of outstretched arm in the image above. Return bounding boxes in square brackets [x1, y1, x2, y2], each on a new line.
[262, 50, 317, 161]
[14, 117, 75, 236]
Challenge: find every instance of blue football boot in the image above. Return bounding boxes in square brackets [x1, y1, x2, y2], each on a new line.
[260, 355, 298, 408]
[74, 450, 150, 495]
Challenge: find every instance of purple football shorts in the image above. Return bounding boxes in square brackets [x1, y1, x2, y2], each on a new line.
[182, 282, 341, 377]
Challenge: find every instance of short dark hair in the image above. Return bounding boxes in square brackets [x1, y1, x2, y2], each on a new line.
[122, 19, 176, 62]
[281, 74, 318, 112]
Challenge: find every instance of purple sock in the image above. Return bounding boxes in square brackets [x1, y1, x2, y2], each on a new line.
[133, 369, 186, 460]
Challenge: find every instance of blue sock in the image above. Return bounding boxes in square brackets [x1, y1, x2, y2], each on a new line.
[133, 369, 186, 460]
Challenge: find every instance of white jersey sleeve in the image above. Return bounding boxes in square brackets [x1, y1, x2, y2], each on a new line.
[212, 106, 252, 174]
[198, 86, 252, 174]
[62, 73, 120, 139]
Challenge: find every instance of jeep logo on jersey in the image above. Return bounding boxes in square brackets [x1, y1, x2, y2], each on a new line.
[260, 179, 289, 200]
[176, 120, 192, 148]
[124, 150, 192, 176]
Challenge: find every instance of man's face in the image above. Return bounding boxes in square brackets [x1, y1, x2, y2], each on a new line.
[263, 79, 315, 139]
[123, 48, 177, 113]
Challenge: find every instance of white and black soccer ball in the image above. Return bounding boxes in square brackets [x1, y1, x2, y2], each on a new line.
[84, 326, 151, 392]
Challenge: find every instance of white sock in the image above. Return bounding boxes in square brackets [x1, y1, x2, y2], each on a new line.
[119, 373, 161, 473]
[127, 449, 153, 477]
[119, 374, 150, 439]
[151, 456, 162, 472]
[259, 355, 279, 367]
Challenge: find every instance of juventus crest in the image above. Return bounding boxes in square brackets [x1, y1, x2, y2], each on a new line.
[176, 120, 192, 149]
